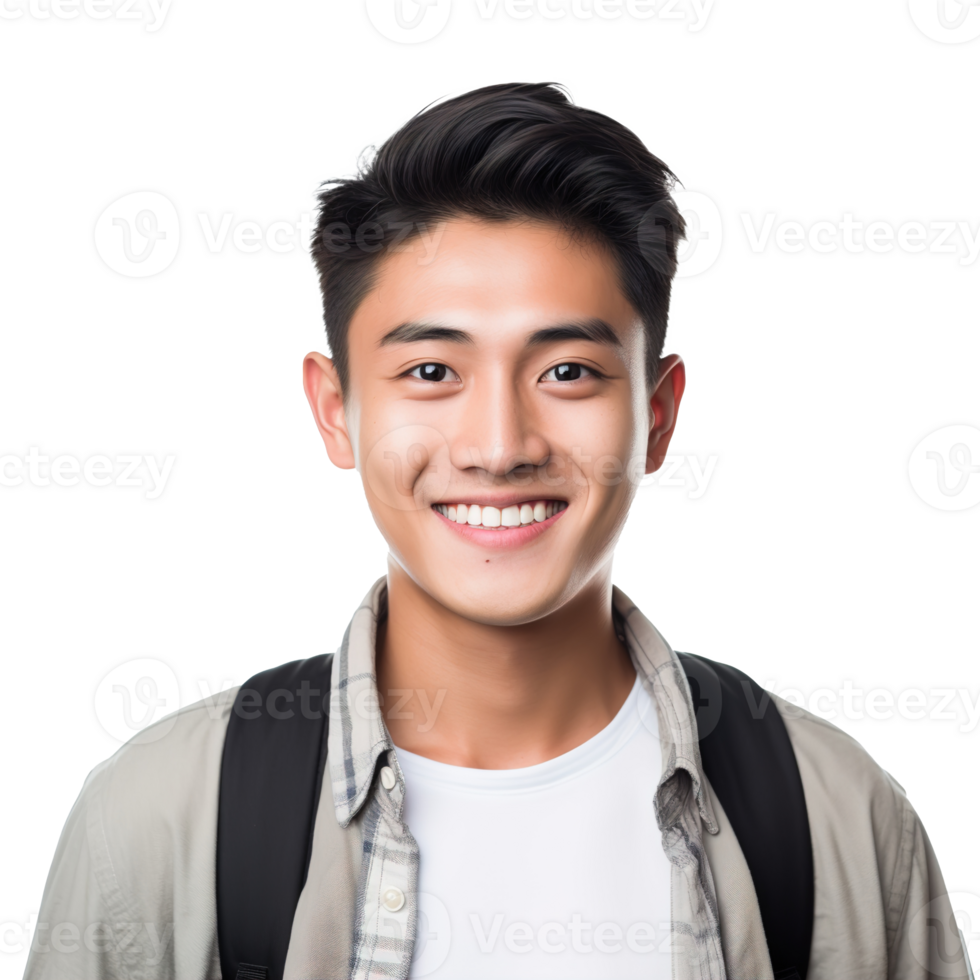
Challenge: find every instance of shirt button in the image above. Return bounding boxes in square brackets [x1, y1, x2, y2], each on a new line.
[381, 886, 405, 912]
[380, 766, 396, 790]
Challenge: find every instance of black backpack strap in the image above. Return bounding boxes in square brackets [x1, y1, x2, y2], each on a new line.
[216, 653, 334, 980]
[676, 652, 814, 980]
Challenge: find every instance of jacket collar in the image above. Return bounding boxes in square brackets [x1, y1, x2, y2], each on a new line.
[328, 577, 717, 834]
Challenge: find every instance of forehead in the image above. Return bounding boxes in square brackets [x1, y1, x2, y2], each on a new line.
[348, 217, 639, 347]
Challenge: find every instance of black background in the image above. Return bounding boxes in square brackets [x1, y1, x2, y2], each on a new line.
[0, 0, 980, 976]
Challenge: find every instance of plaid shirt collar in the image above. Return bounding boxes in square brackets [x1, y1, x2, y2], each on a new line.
[327, 576, 718, 835]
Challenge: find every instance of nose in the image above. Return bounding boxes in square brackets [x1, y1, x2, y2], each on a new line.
[448, 370, 550, 480]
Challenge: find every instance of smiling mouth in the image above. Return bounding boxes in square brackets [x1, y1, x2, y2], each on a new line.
[432, 499, 568, 529]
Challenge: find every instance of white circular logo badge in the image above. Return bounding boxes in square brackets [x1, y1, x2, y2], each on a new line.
[638, 190, 723, 280]
[909, 0, 980, 43]
[94, 657, 181, 743]
[94, 191, 180, 278]
[362, 423, 452, 513]
[908, 890, 980, 976]
[365, 0, 452, 43]
[908, 424, 980, 512]
[412, 892, 451, 976]
[673, 190, 723, 278]
[949, 892, 980, 972]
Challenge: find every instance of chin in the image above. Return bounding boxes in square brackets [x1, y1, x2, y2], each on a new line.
[438, 595, 563, 627]
[384, 517, 618, 625]
[416, 563, 581, 626]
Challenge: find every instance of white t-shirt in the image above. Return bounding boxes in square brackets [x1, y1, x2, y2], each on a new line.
[394, 673, 672, 979]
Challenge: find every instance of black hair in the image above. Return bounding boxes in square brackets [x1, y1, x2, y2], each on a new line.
[311, 82, 685, 390]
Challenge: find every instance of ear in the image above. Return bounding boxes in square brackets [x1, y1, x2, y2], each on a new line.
[645, 354, 686, 474]
[303, 353, 356, 469]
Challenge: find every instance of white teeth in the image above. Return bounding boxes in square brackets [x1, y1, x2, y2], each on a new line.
[436, 500, 566, 528]
[501, 505, 521, 527]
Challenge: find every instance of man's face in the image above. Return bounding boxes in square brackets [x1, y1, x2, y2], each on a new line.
[306, 217, 682, 626]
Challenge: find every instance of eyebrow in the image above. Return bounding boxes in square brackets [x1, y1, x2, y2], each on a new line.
[379, 318, 622, 349]
[525, 319, 623, 349]
[379, 323, 474, 346]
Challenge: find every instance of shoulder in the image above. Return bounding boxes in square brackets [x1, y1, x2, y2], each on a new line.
[91, 686, 238, 809]
[79, 687, 238, 884]
[26, 692, 238, 980]
[774, 694, 911, 830]
[773, 698, 968, 977]
[772, 696, 924, 895]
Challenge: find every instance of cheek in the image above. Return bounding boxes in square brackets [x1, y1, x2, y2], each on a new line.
[548, 400, 640, 489]
[359, 421, 452, 516]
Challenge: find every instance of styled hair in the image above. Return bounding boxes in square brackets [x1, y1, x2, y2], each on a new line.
[311, 82, 685, 390]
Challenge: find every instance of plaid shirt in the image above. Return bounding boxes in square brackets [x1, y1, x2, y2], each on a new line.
[326, 578, 727, 980]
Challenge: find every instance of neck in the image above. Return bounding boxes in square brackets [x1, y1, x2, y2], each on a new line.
[375, 559, 636, 769]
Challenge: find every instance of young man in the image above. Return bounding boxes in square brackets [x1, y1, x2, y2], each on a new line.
[27, 84, 969, 980]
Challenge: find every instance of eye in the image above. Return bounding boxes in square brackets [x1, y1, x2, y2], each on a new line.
[541, 363, 592, 382]
[407, 363, 459, 383]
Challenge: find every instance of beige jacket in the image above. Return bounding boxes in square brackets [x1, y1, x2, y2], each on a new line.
[24, 582, 970, 979]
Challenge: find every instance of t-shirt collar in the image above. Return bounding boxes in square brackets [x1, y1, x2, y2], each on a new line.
[327, 577, 717, 835]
